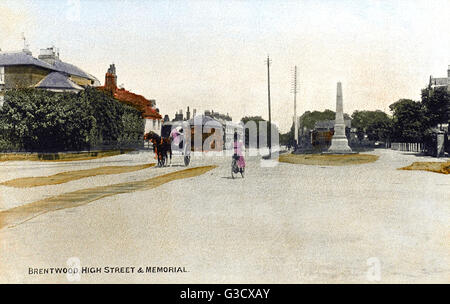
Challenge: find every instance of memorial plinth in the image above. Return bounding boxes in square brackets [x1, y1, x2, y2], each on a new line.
[326, 82, 354, 154]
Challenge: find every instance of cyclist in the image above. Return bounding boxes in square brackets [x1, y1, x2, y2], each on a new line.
[233, 132, 245, 170]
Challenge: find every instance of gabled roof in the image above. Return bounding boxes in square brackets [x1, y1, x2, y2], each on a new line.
[0, 51, 54, 70]
[35, 72, 83, 91]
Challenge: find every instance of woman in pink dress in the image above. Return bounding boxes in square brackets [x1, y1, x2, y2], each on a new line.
[233, 132, 246, 168]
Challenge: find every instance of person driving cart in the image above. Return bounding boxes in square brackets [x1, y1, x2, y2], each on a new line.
[170, 127, 184, 149]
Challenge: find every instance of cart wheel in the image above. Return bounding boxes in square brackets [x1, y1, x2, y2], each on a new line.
[231, 160, 237, 179]
[184, 155, 190, 166]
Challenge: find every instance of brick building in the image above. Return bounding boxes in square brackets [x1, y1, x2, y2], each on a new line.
[97, 64, 162, 135]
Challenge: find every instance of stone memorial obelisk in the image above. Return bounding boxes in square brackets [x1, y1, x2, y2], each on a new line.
[327, 82, 353, 153]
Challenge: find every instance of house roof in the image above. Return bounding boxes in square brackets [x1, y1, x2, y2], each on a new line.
[0, 50, 96, 81]
[97, 86, 162, 119]
[52, 60, 94, 80]
[35, 71, 84, 91]
[188, 114, 221, 126]
[430, 77, 448, 86]
[115, 88, 162, 119]
[0, 51, 54, 70]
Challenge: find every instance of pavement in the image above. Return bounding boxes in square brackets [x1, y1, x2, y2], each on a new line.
[0, 149, 448, 283]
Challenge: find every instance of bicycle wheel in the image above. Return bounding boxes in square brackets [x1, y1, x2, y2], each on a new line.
[240, 167, 245, 178]
[231, 160, 237, 179]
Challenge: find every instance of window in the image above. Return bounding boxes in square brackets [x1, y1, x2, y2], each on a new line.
[0, 66, 4, 85]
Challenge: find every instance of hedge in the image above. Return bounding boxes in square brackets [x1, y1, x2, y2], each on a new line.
[0, 88, 144, 152]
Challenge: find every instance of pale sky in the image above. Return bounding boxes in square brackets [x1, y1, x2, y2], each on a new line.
[1, 0, 449, 132]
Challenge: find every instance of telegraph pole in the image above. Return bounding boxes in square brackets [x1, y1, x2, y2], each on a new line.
[266, 56, 272, 158]
[292, 66, 298, 146]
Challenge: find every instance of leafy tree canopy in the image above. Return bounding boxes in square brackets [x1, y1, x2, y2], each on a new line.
[298, 110, 351, 130]
[389, 99, 428, 142]
[351, 110, 392, 141]
[421, 86, 450, 127]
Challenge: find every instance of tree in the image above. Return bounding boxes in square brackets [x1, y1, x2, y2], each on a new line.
[298, 110, 351, 130]
[421, 86, 450, 128]
[351, 110, 392, 142]
[299, 110, 334, 130]
[279, 122, 295, 146]
[389, 99, 428, 142]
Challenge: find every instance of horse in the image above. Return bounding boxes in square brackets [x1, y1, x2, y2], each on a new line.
[144, 131, 172, 167]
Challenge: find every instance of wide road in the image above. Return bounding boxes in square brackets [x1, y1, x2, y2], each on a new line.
[0, 149, 448, 283]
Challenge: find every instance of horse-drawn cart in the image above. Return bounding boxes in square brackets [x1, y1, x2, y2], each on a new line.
[145, 122, 190, 167]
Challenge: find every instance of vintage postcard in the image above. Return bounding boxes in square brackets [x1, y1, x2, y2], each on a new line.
[0, 0, 448, 287]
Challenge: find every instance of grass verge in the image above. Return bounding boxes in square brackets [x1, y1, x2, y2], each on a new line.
[0, 149, 134, 162]
[399, 161, 450, 174]
[279, 153, 379, 166]
[1, 163, 155, 188]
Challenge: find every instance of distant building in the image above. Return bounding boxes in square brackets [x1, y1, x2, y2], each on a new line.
[171, 107, 194, 122]
[164, 107, 237, 149]
[188, 114, 223, 151]
[429, 65, 450, 91]
[173, 109, 184, 121]
[204, 110, 232, 123]
[97, 64, 162, 135]
[225, 121, 244, 150]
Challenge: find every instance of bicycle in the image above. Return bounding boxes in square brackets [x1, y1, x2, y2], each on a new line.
[231, 154, 245, 179]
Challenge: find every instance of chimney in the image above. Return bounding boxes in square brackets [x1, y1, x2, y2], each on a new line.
[447, 65, 450, 78]
[193, 108, 197, 117]
[21, 34, 32, 56]
[105, 64, 117, 92]
[38, 47, 59, 64]
[186, 106, 191, 120]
